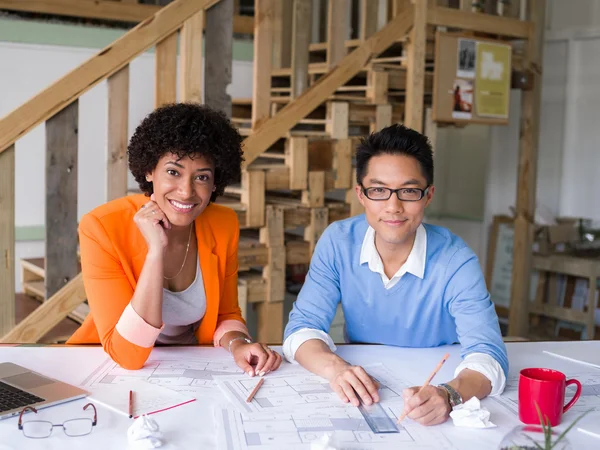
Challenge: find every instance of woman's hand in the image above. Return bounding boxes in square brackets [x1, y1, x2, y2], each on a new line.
[231, 341, 283, 377]
[134, 194, 171, 253]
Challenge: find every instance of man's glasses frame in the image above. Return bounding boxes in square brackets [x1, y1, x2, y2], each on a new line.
[18, 403, 97, 439]
[360, 184, 430, 202]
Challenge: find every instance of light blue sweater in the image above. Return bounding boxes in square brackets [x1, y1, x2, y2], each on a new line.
[284, 215, 509, 377]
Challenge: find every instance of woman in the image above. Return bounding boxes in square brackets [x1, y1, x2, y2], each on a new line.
[68, 103, 282, 376]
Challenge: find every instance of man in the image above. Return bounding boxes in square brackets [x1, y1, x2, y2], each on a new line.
[283, 124, 508, 426]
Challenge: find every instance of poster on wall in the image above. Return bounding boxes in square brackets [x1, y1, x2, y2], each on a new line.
[475, 41, 511, 118]
[451, 79, 473, 120]
[457, 39, 476, 78]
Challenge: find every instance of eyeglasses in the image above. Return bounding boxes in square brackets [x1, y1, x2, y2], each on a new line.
[18, 403, 97, 439]
[361, 185, 430, 202]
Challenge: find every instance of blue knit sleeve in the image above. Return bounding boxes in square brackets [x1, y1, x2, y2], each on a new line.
[284, 225, 342, 340]
[445, 246, 509, 378]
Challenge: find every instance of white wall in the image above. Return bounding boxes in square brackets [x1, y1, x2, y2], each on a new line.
[2, 41, 253, 286]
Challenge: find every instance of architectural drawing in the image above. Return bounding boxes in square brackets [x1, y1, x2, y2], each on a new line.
[81, 356, 245, 399]
[490, 371, 600, 416]
[217, 405, 457, 450]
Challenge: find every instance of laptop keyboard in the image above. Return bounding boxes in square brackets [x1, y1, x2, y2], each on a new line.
[0, 380, 45, 413]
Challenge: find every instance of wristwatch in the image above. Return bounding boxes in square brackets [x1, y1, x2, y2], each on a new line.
[438, 383, 463, 408]
[227, 336, 252, 353]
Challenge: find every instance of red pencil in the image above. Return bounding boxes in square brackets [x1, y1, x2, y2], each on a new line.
[129, 390, 134, 419]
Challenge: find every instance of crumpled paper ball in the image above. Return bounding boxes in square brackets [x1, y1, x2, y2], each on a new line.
[127, 414, 164, 449]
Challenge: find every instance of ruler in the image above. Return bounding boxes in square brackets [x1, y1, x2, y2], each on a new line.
[358, 401, 399, 434]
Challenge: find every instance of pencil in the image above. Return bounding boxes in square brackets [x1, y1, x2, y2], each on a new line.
[129, 390, 134, 419]
[246, 378, 265, 403]
[397, 353, 450, 423]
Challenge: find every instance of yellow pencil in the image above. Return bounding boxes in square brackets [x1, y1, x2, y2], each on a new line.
[397, 353, 450, 423]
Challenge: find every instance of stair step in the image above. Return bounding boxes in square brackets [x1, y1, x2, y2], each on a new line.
[224, 184, 244, 196]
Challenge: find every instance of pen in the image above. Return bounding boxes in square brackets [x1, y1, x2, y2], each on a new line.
[246, 378, 265, 403]
[129, 390, 134, 419]
[398, 353, 450, 423]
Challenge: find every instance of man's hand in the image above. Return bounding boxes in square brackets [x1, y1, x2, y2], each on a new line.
[401, 386, 451, 426]
[327, 363, 380, 407]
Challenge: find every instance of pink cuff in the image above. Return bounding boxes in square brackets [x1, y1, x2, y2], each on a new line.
[115, 304, 164, 348]
[213, 320, 250, 347]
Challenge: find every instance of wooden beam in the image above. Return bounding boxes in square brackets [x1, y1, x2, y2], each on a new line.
[242, 8, 414, 167]
[0, 1, 254, 34]
[366, 70, 389, 105]
[333, 138, 353, 189]
[285, 137, 308, 190]
[0, 0, 221, 155]
[107, 65, 129, 201]
[372, 104, 393, 132]
[272, 0, 293, 69]
[508, 0, 546, 337]
[0, 145, 15, 338]
[305, 207, 329, 255]
[261, 206, 285, 303]
[405, 0, 426, 132]
[359, 0, 378, 40]
[327, 0, 350, 68]
[252, 0, 275, 130]
[291, 0, 312, 99]
[45, 101, 79, 299]
[242, 170, 265, 227]
[155, 32, 178, 107]
[428, 6, 531, 38]
[180, 10, 204, 103]
[205, 0, 233, 117]
[0, 274, 86, 343]
[301, 171, 325, 207]
[326, 101, 349, 139]
[255, 301, 283, 343]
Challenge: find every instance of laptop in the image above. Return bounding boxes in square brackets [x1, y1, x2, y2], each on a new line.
[0, 362, 88, 420]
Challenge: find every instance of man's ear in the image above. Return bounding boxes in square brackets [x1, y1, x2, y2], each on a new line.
[424, 185, 435, 208]
[355, 184, 366, 208]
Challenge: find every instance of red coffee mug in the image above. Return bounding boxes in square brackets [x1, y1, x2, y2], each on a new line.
[518, 368, 582, 427]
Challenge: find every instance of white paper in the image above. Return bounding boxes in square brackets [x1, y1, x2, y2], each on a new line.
[449, 397, 496, 428]
[88, 380, 195, 418]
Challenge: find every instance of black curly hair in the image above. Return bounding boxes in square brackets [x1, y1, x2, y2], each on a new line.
[128, 103, 244, 202]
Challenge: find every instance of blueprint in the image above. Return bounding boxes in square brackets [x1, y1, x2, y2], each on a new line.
[81, 356, 244, 399]
[490, 371, 600, 416]
[216, 405, 457, 450]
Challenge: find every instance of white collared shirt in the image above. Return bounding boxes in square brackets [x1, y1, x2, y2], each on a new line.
[283, 224, 506, 396]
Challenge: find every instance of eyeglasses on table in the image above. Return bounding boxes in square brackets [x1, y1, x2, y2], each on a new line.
[17, 403, 97, 439]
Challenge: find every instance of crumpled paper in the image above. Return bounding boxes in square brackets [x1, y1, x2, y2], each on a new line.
[449, 397, 496, 428]
[310, 433, 341, 450]
[127, 414, 164, 449]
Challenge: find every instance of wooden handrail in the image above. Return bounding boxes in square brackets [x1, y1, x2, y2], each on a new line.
[241, 6, 415, 168]
[0, 0, 220, 155]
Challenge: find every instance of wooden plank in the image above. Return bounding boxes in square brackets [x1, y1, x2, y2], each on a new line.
[528, 303, 589, 325]
[0, 0, 160, 22]
[0, 0, 221, 155]
[255, 301, 283, 343]
[405, 0, 426, 132]
[0, 274, 87, 343]
[241, 170, 265, 227]
[272, 0, 293, 69]
[155, 31, 178, 107]
[424, 106, 437, 152]
[532, 255, 600, 279]
[285, 137, 308, 190]
[305, 207, 329, 255]
[262, 206, 285, 303]
[260, 205, 285, 248]
[107, 65, 129, 201]
[372, 104, 393, 132]
[585, 277, 597, 339]
[508, 0, 546, 338]
[333, 138, 353, 189]
[180, 10, 204, 103]
[291, 0, 312, 99]
[241, 7, 414, 167]
[366, 70, 389, 105]
[46, 102, 79, 299]
[0, 145, 15, 338]
[302, 171, 325, 207]
[205, 0, 233, 117]
[326, 101, 349, 139]
[428, 6, 531, 38]
[346, 169, 364, 216]
[390, 0, 411, 18]
[252, 0, 275, 130]
[327, 0, 350, 68]
[359, 0, 378, 40]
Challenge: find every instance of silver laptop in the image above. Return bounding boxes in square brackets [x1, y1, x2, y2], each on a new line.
[0, 362, 88, 420]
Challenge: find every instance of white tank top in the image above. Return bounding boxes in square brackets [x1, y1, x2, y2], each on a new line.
[156, 260, 207, 345]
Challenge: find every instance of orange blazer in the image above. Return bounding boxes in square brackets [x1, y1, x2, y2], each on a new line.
[67, 195, 245, 369]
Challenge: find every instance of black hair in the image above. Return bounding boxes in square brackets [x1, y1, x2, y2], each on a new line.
[128, 103, 243, 202]
[355, 124, 433, 186]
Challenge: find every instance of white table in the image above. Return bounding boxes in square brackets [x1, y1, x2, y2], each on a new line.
[0, 341, 599, 449]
